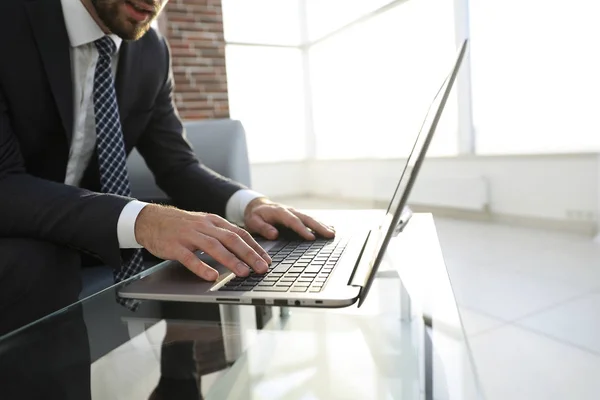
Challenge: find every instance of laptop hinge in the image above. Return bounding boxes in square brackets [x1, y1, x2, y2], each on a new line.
[392, 206, 413, 237]
[348, 207, 413, 288]
[347, 230, 371, 286]
[349, 230, 381, 288]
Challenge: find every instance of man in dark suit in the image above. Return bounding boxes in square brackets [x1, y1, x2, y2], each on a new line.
[0, 0, 334, 335]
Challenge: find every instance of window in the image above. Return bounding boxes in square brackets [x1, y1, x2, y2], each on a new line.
[471, 0, 600, 154]
[225, 45, 307, 162]
[223, 0, 459, 162]
[223, 0, 307, 162]
[309, 0, 458, 159]
[305, 0, 396, 42]
[222, 0, 302, 46]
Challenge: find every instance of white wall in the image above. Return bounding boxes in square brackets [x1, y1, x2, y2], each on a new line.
[250, 154, 600, 234]
[251, 161, 309, 198]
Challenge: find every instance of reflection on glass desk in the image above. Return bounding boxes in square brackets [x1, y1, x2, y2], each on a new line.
[0, 211, 484, 400]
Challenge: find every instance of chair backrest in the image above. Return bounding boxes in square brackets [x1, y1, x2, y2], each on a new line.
[127, 119, 252, 201]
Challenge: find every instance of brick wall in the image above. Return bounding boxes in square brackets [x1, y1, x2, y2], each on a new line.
[163, 0, 229, 120]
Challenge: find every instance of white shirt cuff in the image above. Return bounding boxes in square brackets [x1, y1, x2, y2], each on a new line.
[225, 189, 265, 226]
[117, 200, 149, 249]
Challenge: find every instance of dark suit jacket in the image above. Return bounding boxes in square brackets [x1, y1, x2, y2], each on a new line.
[0, 0, 245, 268]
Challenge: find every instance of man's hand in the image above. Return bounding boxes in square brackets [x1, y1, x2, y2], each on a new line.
[243, 197, 335, 240]
[134, 205, 271, 281]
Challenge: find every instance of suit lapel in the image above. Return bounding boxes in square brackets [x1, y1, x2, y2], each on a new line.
[115, 40, 139, 124]
[25, 0, 74, 143]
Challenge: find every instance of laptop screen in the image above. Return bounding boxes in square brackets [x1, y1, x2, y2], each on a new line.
[356, 40, 468, 306]
[381, 73, 451, 225]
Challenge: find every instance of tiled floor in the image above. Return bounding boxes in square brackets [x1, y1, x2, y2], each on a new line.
[278, 196, 600, 400]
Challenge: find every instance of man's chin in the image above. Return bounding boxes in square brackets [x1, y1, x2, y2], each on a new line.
[111, 19, 152, 40]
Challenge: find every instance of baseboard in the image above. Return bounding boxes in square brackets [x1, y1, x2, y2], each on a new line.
[272, 195, 597, 236]
[408, 204, 597, 236]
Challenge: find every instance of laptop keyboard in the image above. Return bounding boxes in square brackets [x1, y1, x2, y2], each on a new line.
[218, 236, 348, 293]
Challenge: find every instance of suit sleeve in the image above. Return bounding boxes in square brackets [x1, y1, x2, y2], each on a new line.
[0, 87, 130, 268]
[135, 36, 245, 217]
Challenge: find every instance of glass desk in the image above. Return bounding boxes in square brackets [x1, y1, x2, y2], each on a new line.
[0, 211, 483, 400]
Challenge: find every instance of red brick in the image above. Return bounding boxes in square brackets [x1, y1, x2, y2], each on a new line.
[168, 42, 193, 51]
[165, 0, 229, 120]
[175, 57, 213, 66]
[180, 110, 216, 119]
[170, 46, 198, 58]
[181, 30, 222, 40]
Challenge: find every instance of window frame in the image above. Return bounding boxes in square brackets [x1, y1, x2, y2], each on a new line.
[223, 0, 475, 161]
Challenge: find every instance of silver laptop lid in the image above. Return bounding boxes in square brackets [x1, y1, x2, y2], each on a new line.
[353, 39, 469, 307]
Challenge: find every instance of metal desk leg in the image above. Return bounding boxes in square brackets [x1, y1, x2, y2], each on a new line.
[219, 305, 242, 364]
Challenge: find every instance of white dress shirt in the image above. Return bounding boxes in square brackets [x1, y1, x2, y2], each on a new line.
[60, 0, 262, 248]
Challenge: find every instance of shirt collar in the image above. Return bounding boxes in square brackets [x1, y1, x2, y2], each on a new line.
[60, 0, 122, 51]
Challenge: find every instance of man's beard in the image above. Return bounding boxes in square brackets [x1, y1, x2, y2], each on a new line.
[91, 0, 157, 41]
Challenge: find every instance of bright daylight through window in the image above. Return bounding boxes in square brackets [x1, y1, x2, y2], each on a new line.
[223, 0, 600, 162]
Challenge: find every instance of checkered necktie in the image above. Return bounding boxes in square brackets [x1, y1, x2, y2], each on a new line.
[93, 36, 145, 295]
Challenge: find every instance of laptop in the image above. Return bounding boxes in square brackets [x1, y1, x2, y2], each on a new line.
[119, 39, 468, 308]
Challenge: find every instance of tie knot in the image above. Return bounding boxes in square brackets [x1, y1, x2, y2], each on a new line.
[94, 36, 117, 57]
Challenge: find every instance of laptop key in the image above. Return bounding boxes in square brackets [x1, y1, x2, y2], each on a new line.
[273, 265, 292, 274]
[290, 287, 307, 293]
[257, 282, 276, 287]
[304, 266, 322, 274]
[222, 285, 239, 290]
[293, 282, 310, 288]
[254, 287, 289, 292]
[232, 286, 253, 291]
[276, 283, 292, 289]
[309, 288, 322, 293]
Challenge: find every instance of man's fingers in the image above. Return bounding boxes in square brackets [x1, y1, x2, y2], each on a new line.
[291, 210, 335, 238]
[247, 215, 279, 240]
[178, 248, 219, 281]
[210, 218, 272, 264]
[191, 233, 252, 277]
[212, 227, 269, 274]
[277, 209, 315, 240]
[233, 225, 273, 262]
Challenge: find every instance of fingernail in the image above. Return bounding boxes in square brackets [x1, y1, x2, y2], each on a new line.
[236, 263, 250, 276]
[256, 260, 268, 271]
[206, 270, 218, 281]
